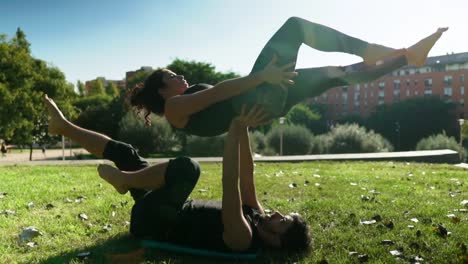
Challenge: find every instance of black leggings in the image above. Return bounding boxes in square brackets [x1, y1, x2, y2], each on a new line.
[102, 140, 201, 239]
[233, 17, 407, 116]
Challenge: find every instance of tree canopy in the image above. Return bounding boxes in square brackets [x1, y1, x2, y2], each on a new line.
[0, 28, 76, 152]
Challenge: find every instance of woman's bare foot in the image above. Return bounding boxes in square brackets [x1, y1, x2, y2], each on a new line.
[363, 44, 397, 65]
[97, 164, 128, 194]
[407, 27, 449, 67]
[43, 94, 67, 135]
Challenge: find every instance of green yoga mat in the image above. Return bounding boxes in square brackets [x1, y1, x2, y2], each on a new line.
[141, 240, 259, 260]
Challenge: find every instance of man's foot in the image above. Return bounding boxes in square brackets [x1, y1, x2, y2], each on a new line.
[97, 164, 128, 194]
[407, 27, 449, 67]
[43, 94, 67, 135]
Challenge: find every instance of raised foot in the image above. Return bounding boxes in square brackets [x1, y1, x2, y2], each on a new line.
[43, 94, 67, 135]
[407, 27, 449, 67]
[363, 44, 397, 66]
[97, 164, 128, 194]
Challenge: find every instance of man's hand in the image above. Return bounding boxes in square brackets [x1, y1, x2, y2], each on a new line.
[259, 54, 298, 90]
[234, 105, 271, 128]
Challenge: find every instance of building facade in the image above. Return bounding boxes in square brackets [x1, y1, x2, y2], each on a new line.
[312, 52, 468, 120]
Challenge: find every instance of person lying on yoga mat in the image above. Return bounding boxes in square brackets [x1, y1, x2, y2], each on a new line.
[129, 16, 448, 137]
[44, 95, 311, 253]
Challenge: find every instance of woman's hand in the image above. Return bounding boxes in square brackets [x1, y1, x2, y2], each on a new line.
[259, 54, 298, 90]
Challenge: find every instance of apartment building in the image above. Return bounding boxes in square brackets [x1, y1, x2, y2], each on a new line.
[312, 52, 468, 120]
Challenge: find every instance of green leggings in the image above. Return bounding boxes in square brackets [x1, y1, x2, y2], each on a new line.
[232, 17, 407, 116]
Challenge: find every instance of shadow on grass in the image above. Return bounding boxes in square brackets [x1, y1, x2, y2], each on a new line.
[40, 234, 309, 264]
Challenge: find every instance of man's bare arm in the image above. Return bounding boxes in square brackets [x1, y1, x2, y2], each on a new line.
[221, 120, 253, 252]
[239, 127, 264, 213]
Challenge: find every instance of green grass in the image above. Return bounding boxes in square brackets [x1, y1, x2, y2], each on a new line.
[0, 161, 467, 263]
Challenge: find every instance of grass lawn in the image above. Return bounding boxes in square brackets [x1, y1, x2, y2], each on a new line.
[0, 161, 467, 263]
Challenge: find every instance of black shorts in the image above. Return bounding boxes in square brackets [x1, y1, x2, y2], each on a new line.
[102, 140, 201, 239]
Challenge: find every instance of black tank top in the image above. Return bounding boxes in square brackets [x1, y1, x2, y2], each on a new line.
[181, 84, 237, 137]
[165, 199, 262, 253]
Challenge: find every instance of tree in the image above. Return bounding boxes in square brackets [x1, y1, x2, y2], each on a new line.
[167, 58, 238, 85]
[0, 30, 76, 159]
[105, 82, 119, 97]
[285, 103, 328, 134]
[125, 69, 153, 90]
[76, 80, 86, 96]
[87, 79, 105, 96]
[366, 96, 458, 150]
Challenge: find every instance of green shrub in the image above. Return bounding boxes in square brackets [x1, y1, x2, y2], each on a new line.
[310, 134, 329, 154]
[265, 125, 313, 155]
[250, 131, 266, 154]
[118, 112, 178, 156]
[416, 132, 466, 161]
[186, 134, 226, 157]
[314, 123, 393, 154]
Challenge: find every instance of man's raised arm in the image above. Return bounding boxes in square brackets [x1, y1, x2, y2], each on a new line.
[239, 126, 264, 213]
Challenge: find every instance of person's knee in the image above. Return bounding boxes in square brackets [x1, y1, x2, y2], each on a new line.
[170, 156, 201, 184]
[103, 140, 148, 171]
[286, 16, 305, 26]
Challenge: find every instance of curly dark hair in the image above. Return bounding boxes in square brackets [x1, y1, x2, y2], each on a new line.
[129, 69, 167, 125]
[279, 213, 312, 252]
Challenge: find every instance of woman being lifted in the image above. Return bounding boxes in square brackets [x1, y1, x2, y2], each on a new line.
[130, 16, 447, 137]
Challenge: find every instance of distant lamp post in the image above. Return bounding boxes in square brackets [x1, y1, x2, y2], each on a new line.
[458, 119, 465, 160]
[279, 117, 286, 156]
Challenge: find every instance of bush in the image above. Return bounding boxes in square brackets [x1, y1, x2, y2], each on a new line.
[186, 134, 226, 157]
[118, 112, 178, 156]
[265, 125, 313, 155]
[250, 131, 266, 154]
[313, 123, 393, 154]
[416, 132, 466, 161]
[310, 134, 329, 154]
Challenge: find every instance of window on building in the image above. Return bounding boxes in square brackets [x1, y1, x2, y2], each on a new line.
[415, 91, 419, 95]
[406, 79, 411, 87]
[461, 74, 465, 83]
[355, 84, 360, 92]
[424, 89, 432, 96]
[406, 89, 410, 96]
[379, 81, 385, 89]
[393, 80, 401, 90]
[378, 91, 385, 98]
[461, 87, 465, 95]
[444, 75, 453, 86]
[342, 86, 348, 92]
[342, 93, 348, 102]
[424, 78, 432, 87]
[460, 98, 464, 107]
[378, 99, 384, 105]
[444, 87, 453, 97]
[414, 80, 419, 86]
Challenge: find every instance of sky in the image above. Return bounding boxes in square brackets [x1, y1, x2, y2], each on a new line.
[1, 0, 466, 88]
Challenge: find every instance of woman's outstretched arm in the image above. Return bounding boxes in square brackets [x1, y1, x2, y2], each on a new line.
[166, 56, 297, 128]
